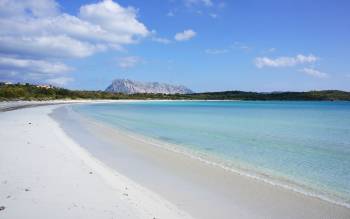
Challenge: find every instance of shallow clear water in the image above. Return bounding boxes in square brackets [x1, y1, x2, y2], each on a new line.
[73, 101, 350, 206]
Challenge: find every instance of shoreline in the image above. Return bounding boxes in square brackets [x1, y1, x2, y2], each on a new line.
[53, 103, 350, 219]
[0, 104, 193, 219]
[2, 101, 350, 218]
[70, 102, 350, 209]
[104, 118, 350, 209]
[83, 117, 350, 209]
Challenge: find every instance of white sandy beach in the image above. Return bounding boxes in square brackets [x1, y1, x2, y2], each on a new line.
[0, 103, 193, 219]
[1, 0, 349, 218]
[1, 102, 350, 219]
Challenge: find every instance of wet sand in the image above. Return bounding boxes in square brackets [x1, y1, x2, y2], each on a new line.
[52, 104, 350, 219]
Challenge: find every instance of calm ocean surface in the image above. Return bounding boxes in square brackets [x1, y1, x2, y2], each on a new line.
[73, 101, 350, 206]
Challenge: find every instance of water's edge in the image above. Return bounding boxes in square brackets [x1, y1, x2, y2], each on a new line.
[69, 104, 350, 209]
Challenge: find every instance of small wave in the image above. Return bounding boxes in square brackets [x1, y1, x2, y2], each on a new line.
[108, 125, 350, 209]
[72, 106, 350, 209]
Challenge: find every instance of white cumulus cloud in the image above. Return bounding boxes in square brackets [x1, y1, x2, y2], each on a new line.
[300, 68, 329, 78]
[0, 0, 149, 85]
[0, 0, 60, 18]
[174, 29, 196, 41]
[254, 54, 318, 68]
[0, 35, 105, 59]
[0, 56, 72, 84]
[0, 57, 71, 75]
[79, 0, 149, 41]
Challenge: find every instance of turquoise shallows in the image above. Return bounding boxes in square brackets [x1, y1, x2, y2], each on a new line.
[73, 101, 350, 206]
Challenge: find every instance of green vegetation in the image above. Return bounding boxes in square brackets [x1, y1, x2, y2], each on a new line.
[1, 83, 350, 101]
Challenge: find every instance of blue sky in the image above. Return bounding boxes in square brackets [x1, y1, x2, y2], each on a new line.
[0, 0, 349, 92]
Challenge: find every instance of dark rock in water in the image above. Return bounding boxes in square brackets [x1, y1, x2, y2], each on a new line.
[105, 79, 193, 94]
[25, 188, 30, 192]
[0, 206, 5, 211]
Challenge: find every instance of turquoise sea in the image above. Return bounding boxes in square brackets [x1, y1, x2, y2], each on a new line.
[73, 101, 350, 207]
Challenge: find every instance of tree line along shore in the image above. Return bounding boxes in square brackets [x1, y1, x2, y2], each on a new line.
[1, 83, 350, 101]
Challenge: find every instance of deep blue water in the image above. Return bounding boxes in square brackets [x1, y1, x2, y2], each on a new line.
[73, 101, 350, 206]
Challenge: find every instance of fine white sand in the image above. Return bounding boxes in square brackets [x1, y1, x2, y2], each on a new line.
[0, 104, 193, 219]
[2, 101, 350, 219]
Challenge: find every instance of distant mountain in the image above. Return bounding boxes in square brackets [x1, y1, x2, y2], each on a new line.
[105, 79, 193, 94]
[2, 83, 350, 101]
